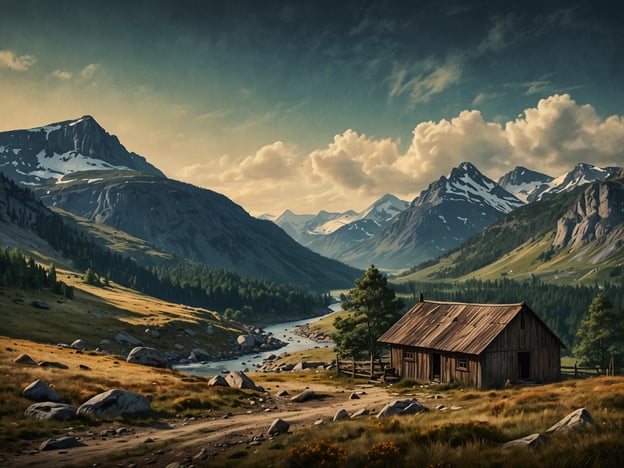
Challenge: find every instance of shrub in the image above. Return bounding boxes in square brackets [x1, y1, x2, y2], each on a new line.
[285, 440, 347, 468]
[365, 441, 402, 467]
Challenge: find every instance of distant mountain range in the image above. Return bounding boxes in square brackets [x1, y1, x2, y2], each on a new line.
[270, 161, 621, 271]
[0, 116, 359, 290]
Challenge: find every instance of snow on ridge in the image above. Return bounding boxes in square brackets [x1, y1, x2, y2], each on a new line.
[28, 150, 132, 181]
[445, 174, 520, 213]
[28, 124, 62, 137]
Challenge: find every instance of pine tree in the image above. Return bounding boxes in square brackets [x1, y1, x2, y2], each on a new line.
[573, 292, 624, 374]
[333, 265, 404, 361]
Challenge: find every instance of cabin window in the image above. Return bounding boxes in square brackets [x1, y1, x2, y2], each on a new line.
[404, 351, 414, 361]
[456, 354, 468, 371]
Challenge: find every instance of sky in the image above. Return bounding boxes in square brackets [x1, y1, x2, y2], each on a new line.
[0, 0, 623, 216]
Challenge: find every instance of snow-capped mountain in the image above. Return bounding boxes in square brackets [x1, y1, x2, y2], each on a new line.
[0, 115, 164, 185]
[497, 163, 621, 204]
[497, 166, 554, 203]
[272, 194, 408, 259]
[533, 163, 621, 202]
[340, 162, 524, 271]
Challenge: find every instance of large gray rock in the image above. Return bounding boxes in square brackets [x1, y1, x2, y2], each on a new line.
[114, 331, 143, 346]
[225, 371, 264, 392]
[237, 335, 258, 348]
[77, 389, 151, 418]
[39, 436, 85, 451]
[127, 347, 169, 368]
[502, 433, 548, 450]
[14, 353, 37, 365]
[291, 388, 316, 403]
[189, 348, 211, 361]
[333, 408, 349, 421]
[376, 399, 429, 418]
[22, 380, 60, 402]
[546, 408, 595, 433]
[208, 375, 229, 387]
[268, 418, 290, 435]
[25, 402, 77, 421]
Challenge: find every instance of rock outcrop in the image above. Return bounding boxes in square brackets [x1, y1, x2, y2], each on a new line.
[77, 389, 151, 418]
[22, 380, 60, 402]
[127, 347, 169, 368]
[25, 402, 77, 421]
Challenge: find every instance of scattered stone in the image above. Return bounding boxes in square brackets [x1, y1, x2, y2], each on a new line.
[314, 419, 324, 425]
[194, 448, 209, 461]
[144, 437, 154, 444]
[502, 433, 548, 450]
[78, 389, 151, 418]
[114, 331, 143, 346]
[291, 388, 316, 403]
[333, 408, 349, 421]
[376, 399, 429, 418]
[79, 364, 91, 370]
[184, 329, 197, 337]
[351, 408, 369, 418]
[70, 339, 89, 350]
[546, 408, 595, 433]
[23, 380, 60, 402]
[174, 344, 185, 351]
[349, 393, 360, 400]
[268, 418, 290, 435]
[225, 371, 264, 392]
[39, 437, 84, 451]
[276, 390, 289, 397]
[38, 361, 69, 369]
[165, 463, 181, 468]
[127, 347, 169, 368]
[25, 402, 77, 421]
[208, 375, 229, 387]
[237, 335, 257, 348]
[14, 353, 37, 365]
[32, 299, 50, 310]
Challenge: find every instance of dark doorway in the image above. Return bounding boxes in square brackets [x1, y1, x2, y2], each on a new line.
[518, 352, 530, 379]
[431, 353, 441, 381]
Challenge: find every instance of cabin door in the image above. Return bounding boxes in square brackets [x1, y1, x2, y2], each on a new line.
[431, 353, 441, 382]
[518, 351, 530, 380]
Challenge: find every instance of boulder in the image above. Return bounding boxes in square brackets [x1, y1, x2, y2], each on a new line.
[114, 331, 143, 346]
[38, 361, 68, 369]
[25, 402, 77, 421]
[208, 375, 229, 387]
[14, 353, 37, 365]
[32, 299, 50, 310]
[71, 339, 89, 350]
[22, 380, 60, 402]
[376, 399, 429, 418]
[39, 437, 85, 451]
[502, 433, 548, 450]
[546, 408, 595, 433]
[291, 388, 316, 403]
[237, 335, 257, 348]
[351, 408, 370, 418]
[267, 418, 290, 435]
[333, 408, 349, 421]
[77, 389, 151, 418]
[126, 347, 169, 368]
[225, 371, 264, 392]
[189, 348, 211, 361]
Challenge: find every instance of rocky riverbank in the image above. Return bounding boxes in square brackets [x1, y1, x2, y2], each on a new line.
[291, 323, 334, 343]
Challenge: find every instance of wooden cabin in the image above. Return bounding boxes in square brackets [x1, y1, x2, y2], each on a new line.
[378, 300, 564, 388]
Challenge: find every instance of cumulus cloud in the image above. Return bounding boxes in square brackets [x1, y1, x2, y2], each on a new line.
[51, 69, 72, 80]
[80, 63, 100, 79]
[0, 50, 36, 71]
[177, 94, 624, 215]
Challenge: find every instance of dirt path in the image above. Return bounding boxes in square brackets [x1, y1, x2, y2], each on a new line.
[9, 382, 395, 467]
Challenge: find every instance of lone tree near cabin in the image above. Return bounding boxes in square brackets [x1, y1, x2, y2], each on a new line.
[573, 292, 624, 374]
[333, 265, 404, 362]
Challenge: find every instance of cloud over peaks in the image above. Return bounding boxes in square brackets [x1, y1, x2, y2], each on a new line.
[0, 50, 36, 71]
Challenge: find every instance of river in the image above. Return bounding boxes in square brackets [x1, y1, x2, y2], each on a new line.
[174, 303, 340, 376]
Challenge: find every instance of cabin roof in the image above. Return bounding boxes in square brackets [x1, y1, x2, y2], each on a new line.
[378, 300, 564, 355]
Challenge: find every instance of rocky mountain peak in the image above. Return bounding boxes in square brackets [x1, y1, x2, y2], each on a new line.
[0, 116, 165, 185]
[553, 180, 624, 252]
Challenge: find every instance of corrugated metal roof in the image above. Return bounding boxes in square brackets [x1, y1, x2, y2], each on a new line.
[378, 300, 532, 355]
